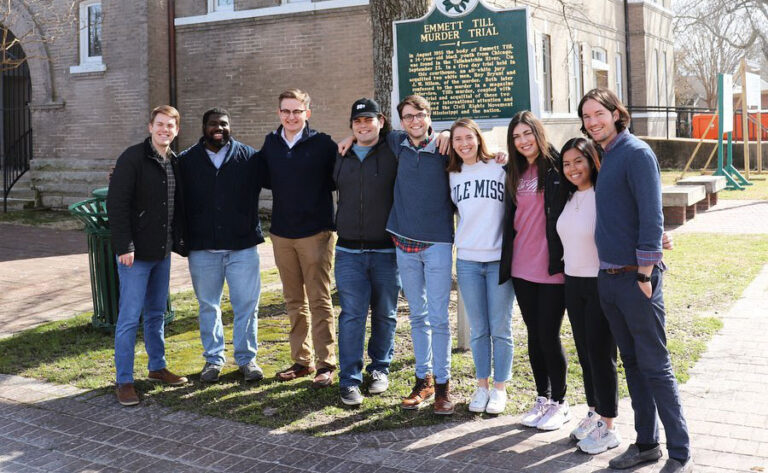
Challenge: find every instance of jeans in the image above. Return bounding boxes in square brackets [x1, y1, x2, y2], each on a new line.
[512, 277, 567, 401]
[396, 243, 453, 384]
[456, 259, 515, 382]
[114, 255, 171, 384]
[335, 250, 401, 388]
[565, 275, 618, 417]
[598, 266, 690, 462]
[188, 246, 261, 367]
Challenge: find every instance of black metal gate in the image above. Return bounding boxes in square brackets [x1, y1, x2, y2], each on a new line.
[1, 30, 32, 213]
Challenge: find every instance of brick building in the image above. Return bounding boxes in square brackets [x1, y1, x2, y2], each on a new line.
[3, 0, 674, 208]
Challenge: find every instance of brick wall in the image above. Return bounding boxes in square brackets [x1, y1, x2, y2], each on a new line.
[174, 6, 374, 150]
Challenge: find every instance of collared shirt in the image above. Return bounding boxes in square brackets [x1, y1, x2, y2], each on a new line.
[204, 141, 231, 169]
[281, 124, 306, 149]
[391, 234, 433, 253]
[148, 143, 176, 256]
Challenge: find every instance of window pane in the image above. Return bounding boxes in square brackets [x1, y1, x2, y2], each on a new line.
[217, 0, 234, 8]
[88, 4, 102, 57]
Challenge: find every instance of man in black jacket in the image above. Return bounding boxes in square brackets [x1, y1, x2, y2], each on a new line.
[107, 105, 188, 407]
[334, 98, 401, 406]
[178, 108, 264, 383]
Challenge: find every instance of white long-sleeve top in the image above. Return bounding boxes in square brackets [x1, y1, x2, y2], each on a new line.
[449, 160, 506, 262]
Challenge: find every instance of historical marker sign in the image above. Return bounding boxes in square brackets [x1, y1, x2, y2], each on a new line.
[393, 0, 536, 129]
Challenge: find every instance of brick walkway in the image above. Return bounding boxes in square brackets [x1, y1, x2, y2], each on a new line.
[0, 224, 275, 339]
[1, 200, 767, 472]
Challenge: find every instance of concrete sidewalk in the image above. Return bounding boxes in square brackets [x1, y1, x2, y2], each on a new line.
[2, 266, 766, 472]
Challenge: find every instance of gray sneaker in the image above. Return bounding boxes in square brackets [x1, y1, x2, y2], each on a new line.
[659, 458, 694, 473]
[368, 370, 389, 394]
[239, 360, 264, 382]
[200, 362, 223, 383]
[608, 444, 663, 469]
[340, 386, 364, 406]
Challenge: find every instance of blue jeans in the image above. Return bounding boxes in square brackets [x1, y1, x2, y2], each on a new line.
[598, 266, 690, 462]
[114, 256, 171, 384]
[456, 259, 515, 382]
[396, 243, 453, 384]
[335, 250, 401, 388]
[188, 246, 261, 366]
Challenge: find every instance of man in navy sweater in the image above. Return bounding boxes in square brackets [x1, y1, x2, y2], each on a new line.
[260, 89, 338, 388]
[178, 108, 264, 383]
[579, 88, 692, 473]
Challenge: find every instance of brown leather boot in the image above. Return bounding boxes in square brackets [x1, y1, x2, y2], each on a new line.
[116, 383, 139, 407]
[434, 380, 454, 415]
[401, 374, 434, 410]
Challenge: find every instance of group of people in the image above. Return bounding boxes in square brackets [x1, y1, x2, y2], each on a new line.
[106, 86, 692, 472]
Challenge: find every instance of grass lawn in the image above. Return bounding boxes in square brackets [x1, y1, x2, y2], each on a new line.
[0, 209, 83, 230]
[661, 169, 768, 200]
[0, 233, 766, 436]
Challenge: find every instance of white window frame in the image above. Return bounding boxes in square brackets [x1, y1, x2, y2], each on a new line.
[177, 0, 369, 26]
[655, 48, 661, 105]
[568, 42, 583, 113]
[208, 0, 234, 13]
[615, 53, 624, 101]
[70, 0, 106, 74]
[536, 33, 553, 113]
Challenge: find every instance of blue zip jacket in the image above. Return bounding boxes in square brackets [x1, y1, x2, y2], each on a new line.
[177, 138, 263, 251]
[259, 124, 337, 239]
[385, 130, 454, 243]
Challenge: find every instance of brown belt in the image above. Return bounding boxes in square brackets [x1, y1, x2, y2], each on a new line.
[604, 265, 638, 275]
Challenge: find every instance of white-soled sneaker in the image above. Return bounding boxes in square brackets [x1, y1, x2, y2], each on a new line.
[468, 387, 490, 413]
[485, 388, 507, 415]
[537, 399, 571, 431]
[577, 419, 622, 454]
[521, 396, 549, 427]
[570, 410, 599, 440]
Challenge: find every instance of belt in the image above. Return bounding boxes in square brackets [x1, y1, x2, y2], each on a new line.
[604, 265, 638, 274]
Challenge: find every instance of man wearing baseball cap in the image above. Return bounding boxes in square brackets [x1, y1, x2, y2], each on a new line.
[333, 98, 402, 406]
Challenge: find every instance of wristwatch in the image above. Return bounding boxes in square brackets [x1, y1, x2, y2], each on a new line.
[636, 273, 652, 283]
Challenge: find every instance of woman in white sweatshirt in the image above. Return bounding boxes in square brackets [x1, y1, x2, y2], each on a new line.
[448, 118, 515, 414]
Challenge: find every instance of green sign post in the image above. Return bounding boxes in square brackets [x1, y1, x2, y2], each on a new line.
[715, 73, 749, 190]
[392, 0, 535, 129]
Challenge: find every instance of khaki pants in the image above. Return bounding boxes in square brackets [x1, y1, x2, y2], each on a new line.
[272, 230, 336, 369]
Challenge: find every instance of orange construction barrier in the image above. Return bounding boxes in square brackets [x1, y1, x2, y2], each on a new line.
[692, 113, 768, 141]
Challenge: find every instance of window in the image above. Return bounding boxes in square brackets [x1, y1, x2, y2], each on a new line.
[655, 49, 661, 105]
[591, 47, 609, 89]
[569, 43, 583, 113]
[208, 0, 234, 12]
[538, 34, 553, 112]
[662, 50, 668, 106]
[70, 0, 105, 74]
[615, 53, 624, 101]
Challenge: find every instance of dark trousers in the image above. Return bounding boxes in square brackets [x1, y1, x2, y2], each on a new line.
[598, 267, 690, 462]
[512, 278, 567, 401]
[565, 275, 619, 418]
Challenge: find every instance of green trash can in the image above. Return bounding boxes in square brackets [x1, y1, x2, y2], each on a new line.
[68, 191, 175, 331]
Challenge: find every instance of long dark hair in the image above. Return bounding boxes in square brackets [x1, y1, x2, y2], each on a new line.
[506, 110, 557, 203]
[559, 137, 601, 201]
[446, 118, 494, 173]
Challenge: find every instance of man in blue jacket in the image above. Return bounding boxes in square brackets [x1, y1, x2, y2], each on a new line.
[579, 88, 692, 473]
[260, 89, 338, 388]
[178, 108, 264, 383]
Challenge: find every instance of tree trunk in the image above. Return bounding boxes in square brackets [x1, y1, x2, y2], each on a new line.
[370, 0, 431, 118]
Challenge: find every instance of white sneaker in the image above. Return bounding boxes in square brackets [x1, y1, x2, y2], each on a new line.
[521, 396, 549, 427]
[485, 388, 507, 415]
[570, 410, 599, 440]
[577, 419, 622, 454]
[468, 387, 490, 413]
[537, 399, 571, 431]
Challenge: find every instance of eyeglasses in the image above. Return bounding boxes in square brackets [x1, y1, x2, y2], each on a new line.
[402, 112, 428, 123]
[279, 109, 307, 117]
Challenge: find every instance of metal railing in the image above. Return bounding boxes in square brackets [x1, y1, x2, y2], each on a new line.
[627, 105, 715, 139]
[3, 129, 32, 212]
